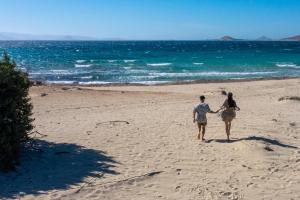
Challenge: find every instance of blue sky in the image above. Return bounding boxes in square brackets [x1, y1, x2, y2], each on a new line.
[1, 0, 300, 40]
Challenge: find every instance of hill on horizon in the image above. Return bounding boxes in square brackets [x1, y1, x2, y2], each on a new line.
[220, 36, 237, 41]
[257, 36, 272, 41]
[282, 35, 300, 41]
[0, 32, 97, 41]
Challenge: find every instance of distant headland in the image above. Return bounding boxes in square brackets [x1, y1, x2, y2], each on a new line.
[219, 35, 300, 41]
[0, 32, 97, 41]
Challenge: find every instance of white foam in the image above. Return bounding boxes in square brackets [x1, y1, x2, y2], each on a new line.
[79, 81, 168, 85]
[193, 63, 204, 65]
[51, 70, 71, 73]
[276, 63, 300, 69]
[76, 60, 86, 63]
[79, 81, 112, 85]
[80, 76, 93, 80]
[129, 75, 161, 79]
[46, 81, 76, 84]
[30, 70, 71, 75]
[108, 60, 117, 63]
[75, 64, 92, 68]
[131, 81, 171, 85]
[127, 69, 149, 74]
[149, 71, 276, 78]
[30, 70, 89, 76]
[147, 63, 172, 67]
[124, 60, 136, 63]
[19, 67, 27, 72]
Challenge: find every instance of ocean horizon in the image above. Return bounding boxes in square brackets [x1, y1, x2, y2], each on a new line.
[1, 40, 300, 85]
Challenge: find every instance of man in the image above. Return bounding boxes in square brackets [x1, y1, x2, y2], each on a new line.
[193, 95, 217, 141]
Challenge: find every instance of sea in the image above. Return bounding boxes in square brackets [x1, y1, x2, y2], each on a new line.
[0, 41, 300, 85]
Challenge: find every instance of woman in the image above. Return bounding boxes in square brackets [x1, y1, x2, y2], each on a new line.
[219, 92, 240, 141]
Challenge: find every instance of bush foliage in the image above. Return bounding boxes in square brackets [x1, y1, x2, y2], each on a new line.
[0, 52, 34, 171]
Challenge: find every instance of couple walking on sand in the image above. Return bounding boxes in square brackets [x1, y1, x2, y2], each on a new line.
[193, 92, 240, 142]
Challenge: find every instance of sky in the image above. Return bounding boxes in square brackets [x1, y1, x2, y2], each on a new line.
[1, 0, 300, 40]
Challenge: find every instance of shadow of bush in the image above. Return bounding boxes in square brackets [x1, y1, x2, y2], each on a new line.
[0, 140, 118, 198]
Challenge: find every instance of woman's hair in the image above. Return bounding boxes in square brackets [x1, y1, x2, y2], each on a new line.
[227, 92, 237, 108]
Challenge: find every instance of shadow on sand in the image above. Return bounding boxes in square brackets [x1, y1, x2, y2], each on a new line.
[207, 136, 298, 149]
[0, 140, 118, 199]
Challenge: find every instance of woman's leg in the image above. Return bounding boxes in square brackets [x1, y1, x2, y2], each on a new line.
[225, 121, 230, 141]
[227, 120, 233, 141]
[228, 120, 233, 138]
[228, 121, 232, 133]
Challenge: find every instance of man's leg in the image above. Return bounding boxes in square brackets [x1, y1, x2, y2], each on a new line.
[201, 123, 207, 141]
[197, 123, 202, 140]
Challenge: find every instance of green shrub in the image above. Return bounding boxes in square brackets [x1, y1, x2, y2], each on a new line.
[0, 52, 34, 171]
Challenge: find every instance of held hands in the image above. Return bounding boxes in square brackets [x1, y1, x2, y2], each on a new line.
[214, 108, 222, 113]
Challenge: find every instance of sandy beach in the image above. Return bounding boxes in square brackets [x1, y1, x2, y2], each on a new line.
[1, 78, 300, 200]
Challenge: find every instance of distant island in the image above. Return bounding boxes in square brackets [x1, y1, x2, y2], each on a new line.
[256, 36, 272, 41]
[220, 36, 239, 41]
[0, 32, 97, 41]
[219, 35, 300, 41]
[282, 35, 300, 41]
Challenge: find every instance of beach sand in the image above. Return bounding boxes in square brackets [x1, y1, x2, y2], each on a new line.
[1, 78, 300, 200]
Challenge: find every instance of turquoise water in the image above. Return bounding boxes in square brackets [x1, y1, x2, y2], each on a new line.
[0, 41, 300, 84]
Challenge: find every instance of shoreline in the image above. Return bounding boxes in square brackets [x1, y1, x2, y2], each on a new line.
[32, 76, 300, 87]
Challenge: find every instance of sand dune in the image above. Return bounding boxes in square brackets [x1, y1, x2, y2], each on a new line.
[1, 78, 300, 200]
